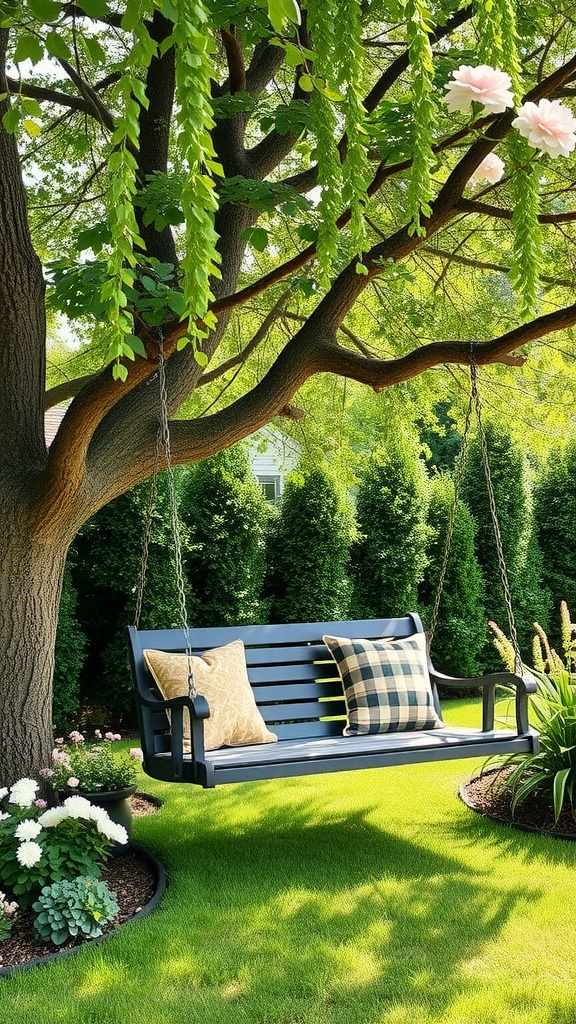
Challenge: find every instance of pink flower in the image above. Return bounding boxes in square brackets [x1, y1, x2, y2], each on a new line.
[68, 730, 84, 743]
[52, 750, 71, 765]
[94, 729, 102, 739]
[444, 65, 514, 114]
[104, 732, 115, 741]
[512, 99, 576, 158]
[34, 799, 48, 808]
[130, 748, 144, 762]
[67, 777, 80, 788]
[469, 152, 505, 185]
[38, 767, 54, 779]
[55, 738, 64, 745]
[113, 733, 121, 741]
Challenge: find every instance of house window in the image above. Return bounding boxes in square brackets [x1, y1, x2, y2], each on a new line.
[258, 475, 282, 502]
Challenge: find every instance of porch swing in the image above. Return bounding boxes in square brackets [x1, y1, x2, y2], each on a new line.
[126, 340, 538, 789]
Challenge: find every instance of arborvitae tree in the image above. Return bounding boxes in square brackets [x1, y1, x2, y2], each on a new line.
[461, 422, 550, 665]
[265, 465, 355, 623]
[533, 440, 576, 641]
[53, 561, 86, 733]
[349, 441, 429, 618]
[72, 475, 182, 722]
[180, 446, 272, 627]
[419, 475, 486, 677]
[419, 401, 462, 474]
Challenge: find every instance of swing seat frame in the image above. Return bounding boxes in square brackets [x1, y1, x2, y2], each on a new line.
[127, 613, 539, 789]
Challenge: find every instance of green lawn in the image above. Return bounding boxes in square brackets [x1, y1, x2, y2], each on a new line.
[2, 699, 575, 1024]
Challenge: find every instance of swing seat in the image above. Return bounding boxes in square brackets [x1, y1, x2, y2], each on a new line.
[127, 614, 539, 789]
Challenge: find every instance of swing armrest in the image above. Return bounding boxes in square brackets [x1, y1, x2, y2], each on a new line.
[137, 690, 211, 719]
[429, 668, 537, 734]
[136, 691, 211, 779]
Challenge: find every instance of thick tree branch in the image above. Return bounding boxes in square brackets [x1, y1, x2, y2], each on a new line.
[221, 29, 246, 94]
[457, 198, 576, 224]
[5, 78, 94, 116]
[420, 245, 574, 289]
[44, 374, 99, 409]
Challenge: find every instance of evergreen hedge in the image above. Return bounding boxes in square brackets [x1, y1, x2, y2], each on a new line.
[179, 446, 272, 627]
[533, 439, 576, 643]
[349, 441, 429, 618]
[53, 560, 86, 733]
[265, 465, 355, 623]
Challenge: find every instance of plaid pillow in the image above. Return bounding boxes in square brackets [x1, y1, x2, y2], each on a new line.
[323, 632, 445, 735]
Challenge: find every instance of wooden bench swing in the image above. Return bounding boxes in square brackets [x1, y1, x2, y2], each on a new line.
[127, 342, 539, 789]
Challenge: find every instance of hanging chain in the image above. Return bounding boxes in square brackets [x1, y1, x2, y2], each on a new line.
[428, 386, 474, 645]
[134, 330, 197, 698]
[469, 347, 523, 675]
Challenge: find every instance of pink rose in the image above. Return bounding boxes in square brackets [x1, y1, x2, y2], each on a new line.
[444, 65, 514, 114]
[67, 777, 80, 788]
[469, 153, 505, 186]
[512, 98, 576, 158]
[34, 799, 48, 808]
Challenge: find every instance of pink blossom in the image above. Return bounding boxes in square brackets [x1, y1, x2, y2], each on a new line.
[113, 733, 121, 741]
[130, 748, 144, 762]
[444, 65, 514, 114]
[469, 152, 505, 185]
[52, 749, 71, 765]
[94, 729, 103, 739]
[512, 98, 576, 158]
[38, 767, 54, 779]
[104, 732, 115, 741]
[68, 730, 84, 743]
[34, 799, 48, 808]
[55, 738, 64, 745]
[67, 777, 80, 788]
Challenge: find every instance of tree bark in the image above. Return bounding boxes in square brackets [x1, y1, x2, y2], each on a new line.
[0, 514, 67, 786]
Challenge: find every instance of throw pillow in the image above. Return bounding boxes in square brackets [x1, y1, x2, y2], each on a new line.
[322, 632, 444, 735]
[143, 640, 277, 751]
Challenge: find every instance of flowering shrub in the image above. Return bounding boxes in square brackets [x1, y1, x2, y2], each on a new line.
[442, 64, 576, 186]
[0, 778, 127, 907]
[42, 730, 142, 795]
[0, 891, 18, 940]
[32, 876, 119, 945]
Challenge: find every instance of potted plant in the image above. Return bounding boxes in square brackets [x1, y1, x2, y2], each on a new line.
[40, 731, 144, 835]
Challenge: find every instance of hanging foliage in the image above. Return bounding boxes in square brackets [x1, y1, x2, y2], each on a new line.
[404, 0, 436, 237]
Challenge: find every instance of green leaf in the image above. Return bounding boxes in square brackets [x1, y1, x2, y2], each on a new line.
[267, 0, 301, 33]
[553, 768, 571, 823]
[21, 97, 42, 117]
[46, 31, 72, 60]
[22, 118, 41, 137]
[298, 73, 314, 93]
[76, 0, 109, 15]
[242, 226, 269, 252]
[125, 334, 147, 357]
[13, 33, 44, 65]
[112, 361, 128, 382]
[28, 0, 61, 19]
[82, 34, 107, 64]
[2, 106, 20, 132]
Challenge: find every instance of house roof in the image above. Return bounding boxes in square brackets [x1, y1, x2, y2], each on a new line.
[44, 406, 67, 446]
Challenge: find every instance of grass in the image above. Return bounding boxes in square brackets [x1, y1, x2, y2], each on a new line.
[2, 698, 576, 1024]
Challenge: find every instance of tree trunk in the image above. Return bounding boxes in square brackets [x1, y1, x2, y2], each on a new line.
[0, 515, 66, 787]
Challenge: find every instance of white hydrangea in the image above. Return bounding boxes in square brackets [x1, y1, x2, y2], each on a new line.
[94, 816, 128, 845]
[62, 795, 94, 820]
[0, 813, 11, 822]
[0, 787, 8, 801]
[9, 778, 39, 808]
[15, 819, 43, 841]
[16, 841, 43, 867]
[38, 806, 69, 827]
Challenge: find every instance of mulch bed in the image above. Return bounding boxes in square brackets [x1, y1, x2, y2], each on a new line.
[0, 793, 162, 974]
[461, 768, 576, 840]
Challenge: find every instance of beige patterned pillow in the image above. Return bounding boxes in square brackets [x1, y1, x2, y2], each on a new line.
[143, 641, 277, 751]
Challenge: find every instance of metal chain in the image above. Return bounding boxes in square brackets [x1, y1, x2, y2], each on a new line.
[133, 424, 162, 629]
[470, 349, 523, 674]
[134, 330, 197, 698]
[428, 386, 474, 645]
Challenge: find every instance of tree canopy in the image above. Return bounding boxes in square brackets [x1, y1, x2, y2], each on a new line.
[2, 0, 576, 784]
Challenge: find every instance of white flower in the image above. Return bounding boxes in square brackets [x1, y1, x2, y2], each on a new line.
[0, 787, 8, 801]
[9, 778, 39, 808]
[512, 98, 576, 158]
[16, 841, 43, 867]
[38, 806, 69, 827]
[469, 152, 506, 185]
[15, 819, 43, 841]
[444, 65, 514, 114]
[62, 795, 93, 819]
[0, 813, 11, 822]
[96, 818, 128, 845]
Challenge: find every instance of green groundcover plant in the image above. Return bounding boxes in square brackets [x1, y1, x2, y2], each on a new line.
[489, 601, 576, 822]
[32, 875, 119, 946]
[0, 777, 128, 908]
[43, 730, 142, 795]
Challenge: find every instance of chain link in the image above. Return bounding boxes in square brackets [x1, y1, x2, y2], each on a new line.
[470, 352, 523, 674]
[134, 331, 197, 698]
